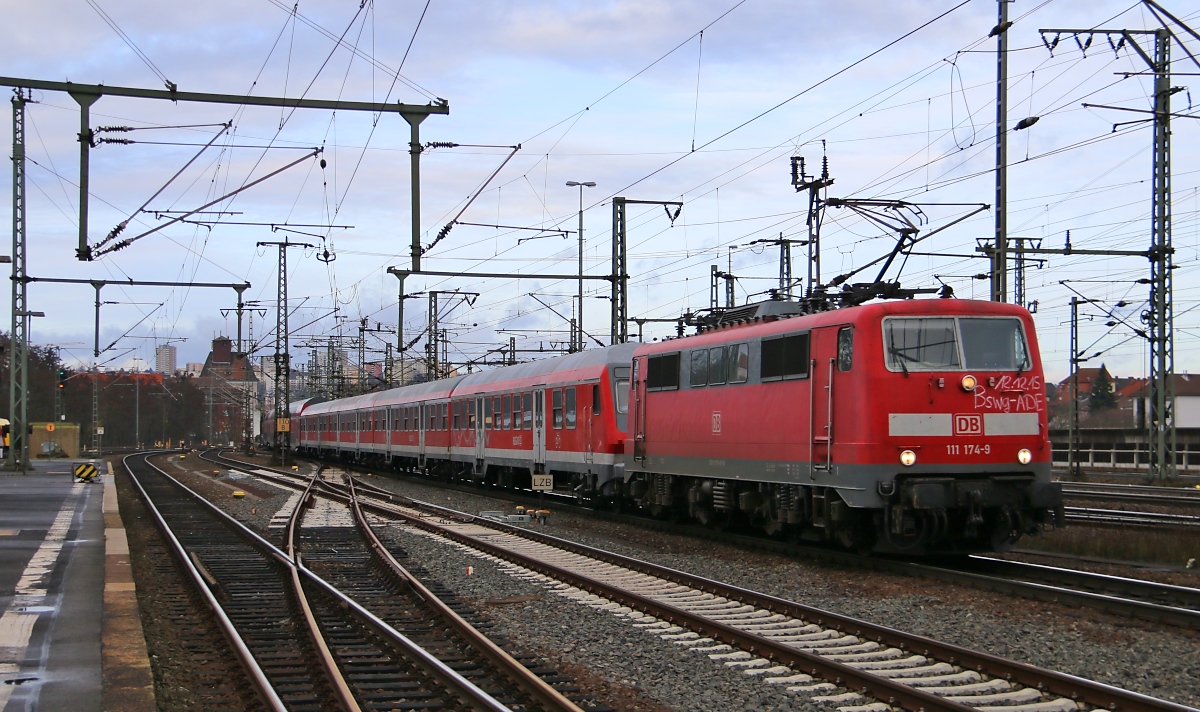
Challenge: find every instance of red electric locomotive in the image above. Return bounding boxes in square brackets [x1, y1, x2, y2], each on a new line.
[621, 298, 1062, 553]
[285, 297, 1061, 554]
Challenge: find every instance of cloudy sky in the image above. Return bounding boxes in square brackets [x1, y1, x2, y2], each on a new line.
[2, 0, 1198, 383]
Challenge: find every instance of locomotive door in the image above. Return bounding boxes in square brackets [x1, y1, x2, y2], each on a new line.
[632, 358, 646, 460]
[474, 397, 486, 463]
[810, 328, 838, 471]
[532, 389, 547, 470]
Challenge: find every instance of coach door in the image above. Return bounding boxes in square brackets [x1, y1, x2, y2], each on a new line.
[532, 389, 547, 471]
[474, 396, 486, 463]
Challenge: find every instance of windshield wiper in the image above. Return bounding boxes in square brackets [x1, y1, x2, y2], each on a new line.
[887, 346, 911, 376]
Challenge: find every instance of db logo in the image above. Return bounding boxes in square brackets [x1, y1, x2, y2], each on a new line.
[711, 412, 722, 434]
[954, 413, 983, 436]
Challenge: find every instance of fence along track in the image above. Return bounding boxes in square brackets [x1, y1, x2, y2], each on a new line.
[136, 453, 517, 711]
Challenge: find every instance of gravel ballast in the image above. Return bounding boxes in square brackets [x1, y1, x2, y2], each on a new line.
[352, 468, 1200, 709]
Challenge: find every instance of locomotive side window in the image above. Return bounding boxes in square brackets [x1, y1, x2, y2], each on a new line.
[959, 318, 1030, 371]
[552, 388, 564, 428]
[647, 353, 680, 391]
[592, 384, 601, 415]
[708, 347, 727, 385]
[761, 333, 809, 380]
[565, 387, 577, 428]
[837, 327, 853, 372]
[690, 350, 708, 386]
[729, 343, 749, 383]
[884, 317, 959, 370]
[523, 392, 533, 429]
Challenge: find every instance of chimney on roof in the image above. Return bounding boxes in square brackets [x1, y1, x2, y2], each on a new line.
[212, 336, 233, 365]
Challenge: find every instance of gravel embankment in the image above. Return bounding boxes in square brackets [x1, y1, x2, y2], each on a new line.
[354, 469, 1200, 709]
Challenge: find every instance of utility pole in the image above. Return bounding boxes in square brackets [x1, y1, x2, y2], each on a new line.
[6, 89, 29, 472]
[611, 197, 682, 344]
[1039, 24, 1179, 479]
[565, 180, 596, 352]
[790, 154, 833, 298]
[992, 0, 1011, 302]
[258, 239, 313, 466]
[427, 292, 439, 380]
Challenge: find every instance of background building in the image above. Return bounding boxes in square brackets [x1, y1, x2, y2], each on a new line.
[155, 344, 177, 374]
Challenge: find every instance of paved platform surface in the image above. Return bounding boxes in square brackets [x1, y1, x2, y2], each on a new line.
[0, 460, 153, 712]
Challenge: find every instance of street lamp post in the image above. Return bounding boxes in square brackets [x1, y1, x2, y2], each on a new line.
[565, 181, 596, 353]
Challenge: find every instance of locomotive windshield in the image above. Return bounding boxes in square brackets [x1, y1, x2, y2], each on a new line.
[884, 316, 1030, 372]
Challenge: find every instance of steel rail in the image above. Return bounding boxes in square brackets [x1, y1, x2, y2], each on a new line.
[206, 451, 1199, 711]
[344, 473, 586, 712]
[284, 473, 361, 712]
[392, 498, 1197, 712]
[145, 453, 515, 712]
[966, 556, 1200, 609]
[121, 453, 288, 712]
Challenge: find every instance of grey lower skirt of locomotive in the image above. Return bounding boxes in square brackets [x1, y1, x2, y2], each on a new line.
[607, 467, 1064, 555]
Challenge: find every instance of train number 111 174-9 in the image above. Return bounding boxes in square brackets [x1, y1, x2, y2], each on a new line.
[946, 443, 990, 455]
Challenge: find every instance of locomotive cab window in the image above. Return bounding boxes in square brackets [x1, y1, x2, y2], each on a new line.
[960, 318, 1030, 371]
[837, 327, 853, 372]
[883, 317, 1030, 372]
[761, 333, 809, 380]
[647, 353, 680, 391]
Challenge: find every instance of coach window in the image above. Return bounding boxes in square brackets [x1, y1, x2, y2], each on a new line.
[838, 327, 853, 371]
[483, 397, 493, 429]
[729, 343, 749, 383]
[452, 401, 460, 430]
[502, 395, 511, 429]
[442, 403, 448, 430]
[565, 387, 577, 428]
[523, 392, 533, 429]
[708, 346, 727, 385]
[493, 396, 502, 429]
[647, 352, 681, 391]
[552, 388, 564, 428]
[592, 384, 602, 415]
[512, 394, 521, 429]
[761, 333, 810, 380]
[467, 399, 476, 429]
[690, 350, 708, 387]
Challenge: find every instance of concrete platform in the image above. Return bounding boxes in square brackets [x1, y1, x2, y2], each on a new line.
[0, 460, 154, 711]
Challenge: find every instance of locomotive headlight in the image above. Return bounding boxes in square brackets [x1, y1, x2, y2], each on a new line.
[961, 375, 977, 391]
[899, 449, 917, 467]
[1017, 448, 1032, 465]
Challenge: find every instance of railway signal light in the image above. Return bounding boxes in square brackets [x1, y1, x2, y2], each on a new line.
[56, 368, 67, 389]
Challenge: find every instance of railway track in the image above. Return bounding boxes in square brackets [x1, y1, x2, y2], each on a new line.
[1060, 481, 1200, 507]
[1063, 506, 1200, 529]
[125, 452, 537, 711]
[234, 450, 1200, 629]
[204, 450, 1197, 712]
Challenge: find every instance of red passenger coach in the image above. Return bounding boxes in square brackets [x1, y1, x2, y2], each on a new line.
[623, 299, 1061, 553]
